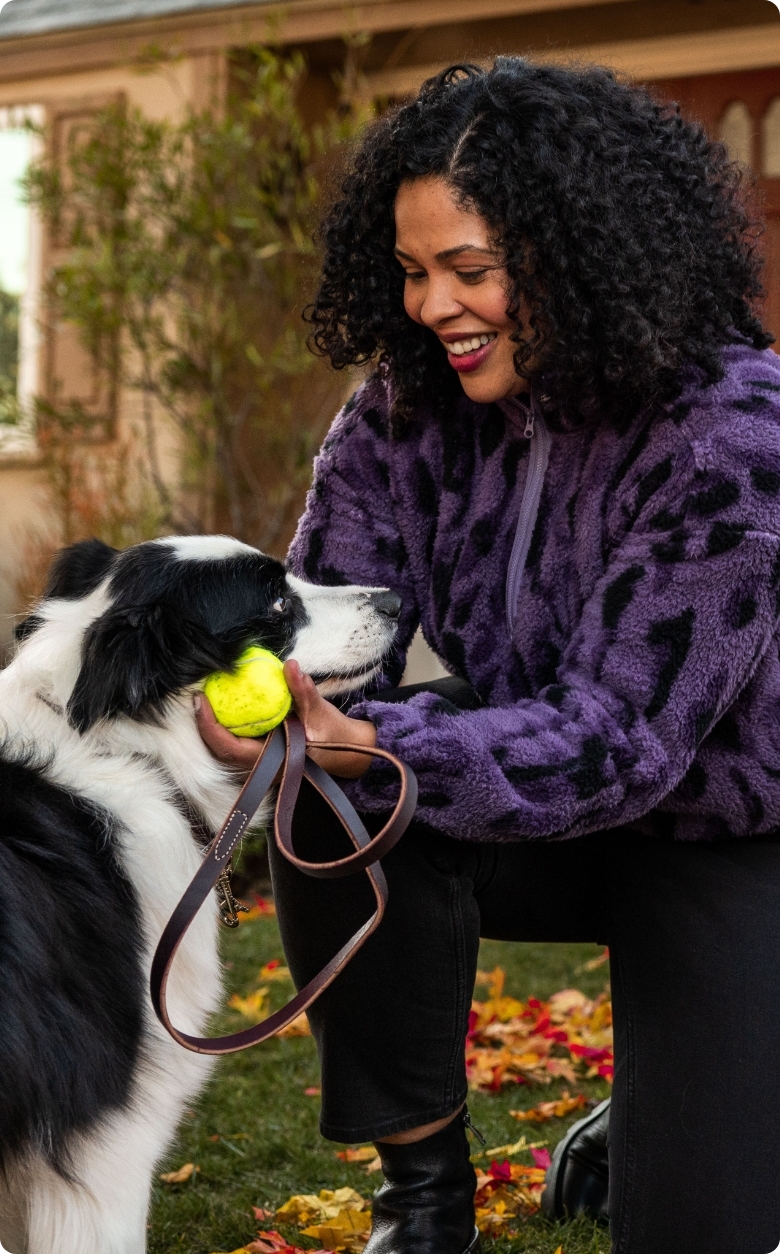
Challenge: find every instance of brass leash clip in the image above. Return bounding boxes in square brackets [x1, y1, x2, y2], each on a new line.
[215, 857, 249, 928]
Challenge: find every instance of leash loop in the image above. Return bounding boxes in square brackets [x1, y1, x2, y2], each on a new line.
[150, 714, 417, 1055]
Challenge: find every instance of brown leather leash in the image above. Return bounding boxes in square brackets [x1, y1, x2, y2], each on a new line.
[150, 713, 418, 1055]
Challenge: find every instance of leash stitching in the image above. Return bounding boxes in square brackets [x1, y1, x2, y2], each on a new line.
[214, 809, 249, 860]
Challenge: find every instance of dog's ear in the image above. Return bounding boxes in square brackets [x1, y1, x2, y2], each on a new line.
[14, 539, 119, 643]
[67, 603, 231, 733]
[45, 538, 119, 600]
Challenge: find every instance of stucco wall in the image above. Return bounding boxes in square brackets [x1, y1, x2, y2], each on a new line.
[0, 56, 210, 643]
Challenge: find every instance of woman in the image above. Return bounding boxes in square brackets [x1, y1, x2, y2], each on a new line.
[198, 59, 780, 1253]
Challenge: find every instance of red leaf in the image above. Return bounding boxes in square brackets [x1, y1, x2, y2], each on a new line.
[531, 1147, 552, 1170]
[488, 1159, 513, 1181]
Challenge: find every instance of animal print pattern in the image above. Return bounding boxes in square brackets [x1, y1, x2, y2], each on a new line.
[287, 345, 780, 842]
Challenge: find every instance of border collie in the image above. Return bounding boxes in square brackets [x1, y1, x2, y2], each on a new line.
[0, 535, 400, 1254]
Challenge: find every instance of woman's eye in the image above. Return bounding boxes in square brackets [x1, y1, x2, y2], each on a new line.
[402, 269, 426, 281]
[457, 269, 489, 282]
[272, 597, 287, 613]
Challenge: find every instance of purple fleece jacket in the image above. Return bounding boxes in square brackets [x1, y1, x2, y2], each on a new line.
[287, 344, 780, 843]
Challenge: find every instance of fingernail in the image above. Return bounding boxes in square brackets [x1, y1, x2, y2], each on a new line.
[194, 693, 202, 712]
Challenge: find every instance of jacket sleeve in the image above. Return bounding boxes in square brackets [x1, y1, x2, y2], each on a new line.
[345, 454, 780, 840]
[287, 380, 420, 689]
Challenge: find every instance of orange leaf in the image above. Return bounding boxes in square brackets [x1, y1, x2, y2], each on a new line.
[336, 1146, 378, 1163]
[159, 1162, 199, 1184]
[510, 1093, 586, 1123]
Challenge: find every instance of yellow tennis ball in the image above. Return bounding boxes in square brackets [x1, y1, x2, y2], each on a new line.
[203, 646, 292, 737]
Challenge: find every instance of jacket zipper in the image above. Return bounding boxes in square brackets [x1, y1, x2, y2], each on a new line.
[505, 394, 551, 638]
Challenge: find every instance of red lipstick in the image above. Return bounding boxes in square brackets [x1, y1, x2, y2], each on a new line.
[445, 337, 497, 374]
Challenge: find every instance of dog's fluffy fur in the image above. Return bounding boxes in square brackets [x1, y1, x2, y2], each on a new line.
[0, 535, 399, 1254]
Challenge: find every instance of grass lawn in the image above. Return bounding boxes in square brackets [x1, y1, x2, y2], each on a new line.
[149, 914, 612, 1254]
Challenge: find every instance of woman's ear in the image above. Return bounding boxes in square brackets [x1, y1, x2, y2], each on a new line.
[67, 603, 229, 733]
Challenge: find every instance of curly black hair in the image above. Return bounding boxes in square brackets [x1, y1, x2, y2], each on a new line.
[307, 58, 772, 429]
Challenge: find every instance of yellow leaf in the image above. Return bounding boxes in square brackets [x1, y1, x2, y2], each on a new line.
[259, 961, 292, 982]
[278, 1011, 311, 1037]
[276, 1186, 369, 1225]
[159, 1162, 199, 1184]
[302, 1210, 372, 1234]
[475, 1135, 548, 1159]
[228, 988, 269, 1021]
[302, 1208, 372, 1249]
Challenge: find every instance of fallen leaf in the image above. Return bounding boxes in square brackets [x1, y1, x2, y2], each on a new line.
[302, 1209, 372, 1251]
[275, 1188, 371, 1250]
[531, 1147, 552, 1170]
[276, 1186, 369, 1226]
[253, 1206, 275, 1220]
[245, 1231, 304, 1253]
[159, 1162, 199, 1184]
[577, 947, 609, 973]
[335, 1146, 377, 1163]
[305, 1086, 322, 1096]
[510, 1093, 587, 1123]
[228, 988, 270, 1021]
[278, 1011, 311, 1037]
[476, 1135, 548, 1160]
[260, 960, 292, 982]
[238, 895, 277, 921]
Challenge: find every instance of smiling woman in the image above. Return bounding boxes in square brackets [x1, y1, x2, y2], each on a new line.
[393, 178, 525, 400]
[199, 58, 780, 1254]
[308, 61, 768, 432]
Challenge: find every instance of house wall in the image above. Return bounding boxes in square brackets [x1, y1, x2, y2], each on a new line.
[0, 55, 214, 642]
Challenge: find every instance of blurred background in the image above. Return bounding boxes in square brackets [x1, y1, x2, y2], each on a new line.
[0, 0, 777, 663]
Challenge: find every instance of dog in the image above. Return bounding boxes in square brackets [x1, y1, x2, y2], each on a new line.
[0, 534, 400, 1254]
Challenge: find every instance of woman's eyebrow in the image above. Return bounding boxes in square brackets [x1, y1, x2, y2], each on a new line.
[435, 244, 494, 260]
[393, 245, 496, 261]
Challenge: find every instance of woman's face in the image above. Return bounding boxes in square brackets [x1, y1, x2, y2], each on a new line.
[394, 176, 527, 404]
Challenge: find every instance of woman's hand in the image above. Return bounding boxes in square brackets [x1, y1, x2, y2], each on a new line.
[195, 658, 376, 779]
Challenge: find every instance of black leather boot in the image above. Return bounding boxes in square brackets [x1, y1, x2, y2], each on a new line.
[364, 1111, 481, 1254]
[541, 1097, 610, 1224]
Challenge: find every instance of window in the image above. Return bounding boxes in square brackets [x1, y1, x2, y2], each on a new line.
[718, 100, 754, 168]
[0, 105, 43, 452]
[763, 98, 780, 178]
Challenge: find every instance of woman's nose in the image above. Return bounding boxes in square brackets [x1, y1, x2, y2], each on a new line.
[418, 277, 463, 328]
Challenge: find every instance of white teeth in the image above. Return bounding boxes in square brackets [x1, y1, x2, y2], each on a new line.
[447, 333, 496, 356]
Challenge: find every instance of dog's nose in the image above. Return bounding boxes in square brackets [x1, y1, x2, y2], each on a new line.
[369, 590, 402, 620]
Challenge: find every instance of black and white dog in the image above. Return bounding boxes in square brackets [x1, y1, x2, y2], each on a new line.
[0, 534, 400, 1254]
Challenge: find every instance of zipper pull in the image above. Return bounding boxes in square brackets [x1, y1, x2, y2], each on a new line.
[524, 410, 535, 440]
[462, 1109, 486, 1146]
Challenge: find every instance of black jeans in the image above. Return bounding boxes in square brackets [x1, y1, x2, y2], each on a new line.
[269, 696, 780, 1254]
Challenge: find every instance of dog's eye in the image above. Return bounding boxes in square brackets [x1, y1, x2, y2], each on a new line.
[272, 597, 287, 613]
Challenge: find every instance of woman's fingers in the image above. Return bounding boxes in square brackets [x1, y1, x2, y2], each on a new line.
[195, 693, 264, 770]
[284, 658, 331, 737]
[283, 659, 377, 778]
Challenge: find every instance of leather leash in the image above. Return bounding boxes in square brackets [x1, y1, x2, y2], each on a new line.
[150, 713, 418, 1055]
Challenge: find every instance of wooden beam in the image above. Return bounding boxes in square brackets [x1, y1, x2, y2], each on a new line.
[0, 0, 637, 86]
[363, 23, 780, 97]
